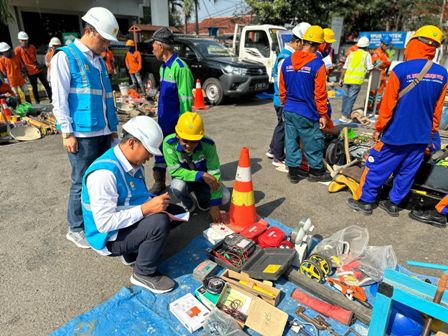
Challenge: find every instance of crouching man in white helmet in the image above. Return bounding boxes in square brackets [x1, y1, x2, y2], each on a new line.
[51, 7, 120, 249]
[82, 116, 184, 293]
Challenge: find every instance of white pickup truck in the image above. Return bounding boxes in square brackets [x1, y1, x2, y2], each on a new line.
[232, 24, 292, 82]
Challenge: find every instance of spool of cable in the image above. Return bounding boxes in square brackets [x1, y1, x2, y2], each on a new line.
[203, 276, 225, 295]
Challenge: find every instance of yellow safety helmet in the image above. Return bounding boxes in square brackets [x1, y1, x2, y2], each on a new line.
[323, 28, 336, 43]
[125, 39, 135, 47]
[412, 25, 443, 46]
[303, 25, 325, 44]
[175, 112, 205, 141]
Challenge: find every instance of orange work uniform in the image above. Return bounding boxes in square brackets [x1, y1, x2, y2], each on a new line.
[372, 47, 391, 94]
[14, 44, 41, 76]
[45, 50, 55, 71]
[101, 49, 115, 75]
[125, 50, 142, 74]
[0, 55, 26, 87]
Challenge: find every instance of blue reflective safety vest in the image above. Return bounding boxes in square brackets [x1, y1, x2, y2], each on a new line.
[59, 43, 118, 132]
[272, 47, 293, 107]
[81, 148, 151, 250]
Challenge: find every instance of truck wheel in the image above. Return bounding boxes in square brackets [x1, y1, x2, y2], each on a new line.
[203, 78, 223, 105]
[147, 73, 157, 89]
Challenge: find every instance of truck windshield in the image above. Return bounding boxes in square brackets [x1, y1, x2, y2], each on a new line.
[269, 29, 282, 55]
[192, 40, 235, 57]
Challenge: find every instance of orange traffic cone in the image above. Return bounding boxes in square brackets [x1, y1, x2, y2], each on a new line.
[227, 147, 268, 233]
[192, 79, 209, 110]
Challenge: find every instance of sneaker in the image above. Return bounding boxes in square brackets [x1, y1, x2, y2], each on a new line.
[130, 272, 175, 294]
[378, 200, 400, 217]
[288, 166, 303, 184]
[308, 168, 332, 182]
[346, 197, 373, 215]
[276, 165, 289, 173]
[409, 209, 447, 228]
[272, 159, 285, 167]
[338, 116, 352, 123]
[119, 253, 137, 266]
[265, 149, 274, 159]
[66, 230, 90, 249]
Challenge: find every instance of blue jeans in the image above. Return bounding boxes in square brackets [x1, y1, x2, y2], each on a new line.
[67, 135, 112, 232]
[170, 178, 231, 209]
[284, 111, 324, 170]
[269, 106, 285, 161]
[341, 84, 362, 118]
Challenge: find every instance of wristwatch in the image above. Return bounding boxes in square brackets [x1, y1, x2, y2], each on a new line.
[62, 132, 73, 139]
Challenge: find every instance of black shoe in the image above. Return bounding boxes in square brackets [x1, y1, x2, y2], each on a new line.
[288, 166, 302, 184]
[379, 200, 400, 217]
[297, 167, 310, 178]
[346, 197, 373, 215]
[409, 209, 447, 228]
[308, 168, 332, 182]
[130, 272, 175, 294]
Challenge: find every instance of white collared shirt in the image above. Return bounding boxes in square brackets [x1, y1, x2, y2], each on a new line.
[86, 146, 146, 255]
[51, 39, 111, 137]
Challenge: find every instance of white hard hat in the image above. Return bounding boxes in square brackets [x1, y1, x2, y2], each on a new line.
[292, 22, 311, 39]
[357, 36, 370, 48]
[18, 31, 29, 40]
[82, 7, 119, 42]
[0, 42, 11, 53]
[122, 116, 163, 156]
[49, 37, 62, 47]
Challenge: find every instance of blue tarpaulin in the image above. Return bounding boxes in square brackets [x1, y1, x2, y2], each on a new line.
[51, 218, 404, 335]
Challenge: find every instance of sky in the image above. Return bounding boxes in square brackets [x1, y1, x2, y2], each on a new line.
[197, 0, 249, 20]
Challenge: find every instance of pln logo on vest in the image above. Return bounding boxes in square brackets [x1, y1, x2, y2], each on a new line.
[129, 181, 135, 189]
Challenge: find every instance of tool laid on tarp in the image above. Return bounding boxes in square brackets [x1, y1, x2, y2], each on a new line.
[291, 288, 355, 325]
[0, 103, 41, 141]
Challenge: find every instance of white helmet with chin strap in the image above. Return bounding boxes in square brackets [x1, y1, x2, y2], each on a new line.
[49, 37, 62, 47]
[0, 42, 11, 53]
[82, 7, 119, 42]
[292, 22, 311, 39]
[18, 31, 29, 40]
[122, 116, 163, 156]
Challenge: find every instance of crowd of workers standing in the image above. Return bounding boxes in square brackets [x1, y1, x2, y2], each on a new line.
[0, 6, 447, 293]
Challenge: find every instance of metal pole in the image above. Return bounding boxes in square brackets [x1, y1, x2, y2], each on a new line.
[195, 0, 199, 35]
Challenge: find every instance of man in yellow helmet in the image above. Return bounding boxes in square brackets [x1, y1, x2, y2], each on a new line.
[348, 25, 447, 216]
[163, 112, 230, 222]
[125, 39, 143, 92]
[279, 25, 331, 183]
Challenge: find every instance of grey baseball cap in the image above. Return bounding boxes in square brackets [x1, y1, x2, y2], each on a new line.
[150, 27, 174, 45]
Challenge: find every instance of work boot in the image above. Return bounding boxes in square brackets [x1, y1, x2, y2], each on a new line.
[346, 197, 373, 215]
[409, 209, 447, 228]
[288, 166, 303, 184]
[130, 272, 175, 294]
[308, 168, 332, 182]
[149, 170, 166, 195]
[378, 199, 400, 217]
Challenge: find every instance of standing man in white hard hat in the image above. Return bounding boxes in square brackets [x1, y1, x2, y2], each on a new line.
[45, 37, 61, 83]
[15, 31, 52, 104]
[266, 22, 310, 170]
[0, 42, 31, 104]
[51, 7, 120, 249]
[338, 36, 373, 123]
[82, 116, 182, 293]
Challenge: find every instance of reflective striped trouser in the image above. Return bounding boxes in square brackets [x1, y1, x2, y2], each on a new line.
[355, 141, 426, 204]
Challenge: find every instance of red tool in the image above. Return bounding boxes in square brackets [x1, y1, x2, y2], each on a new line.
[291, 288, 354, 325]
[326, 278, 371, 308]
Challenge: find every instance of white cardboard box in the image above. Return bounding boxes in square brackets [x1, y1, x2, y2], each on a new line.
[169, 293, 210, 333]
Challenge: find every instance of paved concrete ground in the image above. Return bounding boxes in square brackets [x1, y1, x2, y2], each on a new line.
[1, 90, 446, 335]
